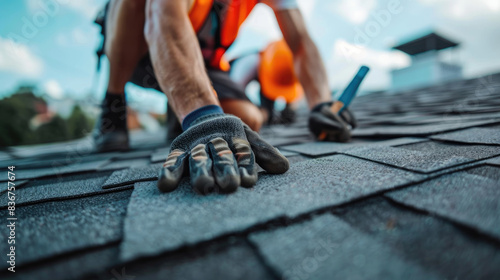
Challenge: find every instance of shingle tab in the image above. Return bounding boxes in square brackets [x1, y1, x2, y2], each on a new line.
[0, 189, 131, 268]
[337, 198, 500, 279]
[386, 173, 500, 241]
[249, 214, 438, 280]
[465, 165, 500, 182]
[280, 137, 427, 157]
[116, 239, 273, 280]
[120, 155, 424, 261]
[352, 119, 500, 137]
[485, 156, 500, 167]
[344, 146, 473, 173]
[399, 141, 500, 162]
[10, 246, 120, 280]
[0, 172, 130, 208]
[101, 163, 162, 189]
[0, 159, 109, 181]
[100, 157, 152, 171]
[431, 127, 500, 145]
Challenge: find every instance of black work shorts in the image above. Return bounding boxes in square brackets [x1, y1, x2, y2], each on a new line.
[130, 54, 250, 102]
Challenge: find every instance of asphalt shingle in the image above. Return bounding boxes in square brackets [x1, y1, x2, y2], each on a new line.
[4, 246, 120, 280]
[0, 172, 131, 208]
[343, 145, 473, 173]
[100, 157, 152, 171]
[280, 137, 427, 157]
[386, 172, 500, 241]
[249, 214, 438, 280]
[120, 155, 424, 261]
[101, 163, 162, 189]
[113, 238, 273, 280]
[465, 165, 500, 181]
[431, 127, 500, 145]
[352, 119, 500, 137]
[337, 198, 500, 279]
[0, 159, 109, 181]
[399, 140, 500, 162]
[0, 189, 131, 268]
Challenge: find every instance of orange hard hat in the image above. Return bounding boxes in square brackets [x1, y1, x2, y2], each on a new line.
[259, 39, 304, 103]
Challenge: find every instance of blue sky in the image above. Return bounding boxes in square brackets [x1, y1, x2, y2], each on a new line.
[1, 0, 499, 114]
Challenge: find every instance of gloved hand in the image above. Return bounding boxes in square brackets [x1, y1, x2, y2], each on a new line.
[157, 114, 289, 194]
[308, 102, 357, 142]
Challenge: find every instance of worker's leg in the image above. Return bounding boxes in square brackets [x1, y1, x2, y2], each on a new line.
[220, 99, 264, 132]
[105, 0, 148, 94]
[207, 69, 265, 131]
[94, 0, 148, 152]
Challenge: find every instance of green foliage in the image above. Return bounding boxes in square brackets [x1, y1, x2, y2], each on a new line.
[67, 105, 94, 139]
[0, 90, 42, 147]
[0, 88, 96, 147]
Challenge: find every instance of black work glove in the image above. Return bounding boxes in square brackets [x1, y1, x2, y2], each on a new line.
[157, 114, 289, 194]
[308, 102, 357, 142]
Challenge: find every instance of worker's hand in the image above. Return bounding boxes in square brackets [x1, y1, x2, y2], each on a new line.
[308, 102, 357, 142]
[157, 114, 289, 194]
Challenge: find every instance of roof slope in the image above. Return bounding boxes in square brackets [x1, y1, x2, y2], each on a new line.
[1, 72, 500, 280]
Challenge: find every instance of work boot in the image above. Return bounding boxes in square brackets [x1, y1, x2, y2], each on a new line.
[93, 93, 129, 152]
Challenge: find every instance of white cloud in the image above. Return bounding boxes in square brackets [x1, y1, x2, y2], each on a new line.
[26, 0, 103, 19]
[326, 39, 410, 90]
[0, 36, 43, 77]
[418, 0, 500, 20]
[43, 79, 64, 99]
[297, 0, 316, 21]
[332, 39, 410, 69]
[333, 0, 377, 24]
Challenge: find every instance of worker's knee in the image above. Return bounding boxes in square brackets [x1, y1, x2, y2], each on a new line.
[220, 100, 264, 132]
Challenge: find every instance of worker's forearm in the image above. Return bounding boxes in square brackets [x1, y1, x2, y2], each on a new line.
[145, 0, 219, 121]
[295, 37, 331, 109]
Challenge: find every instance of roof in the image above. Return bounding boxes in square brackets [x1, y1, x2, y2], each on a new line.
[1, 72, 500, 280]
[393, 32, 459, 55]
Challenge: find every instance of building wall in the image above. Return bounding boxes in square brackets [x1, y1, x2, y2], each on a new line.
[391, 51, 462, 90]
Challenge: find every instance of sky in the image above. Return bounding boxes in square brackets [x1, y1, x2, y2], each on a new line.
[1, 0, 499, 114]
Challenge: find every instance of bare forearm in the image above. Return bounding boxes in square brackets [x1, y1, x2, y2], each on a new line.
[275, 9, 331, 109]
[145, 0, 219, 121]
[294, 37, 331, 108]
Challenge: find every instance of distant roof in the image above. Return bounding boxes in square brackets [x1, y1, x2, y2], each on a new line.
[393, 32, 459, 55]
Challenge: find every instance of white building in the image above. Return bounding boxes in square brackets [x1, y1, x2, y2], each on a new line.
[391, 32, 462, 90]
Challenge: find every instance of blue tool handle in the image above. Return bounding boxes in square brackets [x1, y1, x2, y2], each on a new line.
[338, 66, 370, 112]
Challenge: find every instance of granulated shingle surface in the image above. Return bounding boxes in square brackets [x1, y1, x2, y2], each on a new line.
[337, 198, 500, 279]
[386, 173, 500, 240]
[249, 214, 438, 280]
[0, 172, 120, 208]
[431, 127, 500, 145]
[120, 155, 423, 261]
[101, 163, 162, 189]
[280, 137, 427, 157]
[0, 189, 131, 268]
[3, 72, 500, 279]
[344, 146, 473, 173]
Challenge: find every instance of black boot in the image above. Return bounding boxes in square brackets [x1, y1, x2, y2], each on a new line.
[259, 91, 276, 125]
[93, 93, 129, 152]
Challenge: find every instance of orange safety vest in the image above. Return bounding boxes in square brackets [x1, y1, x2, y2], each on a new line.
[188, 0, 259, 71]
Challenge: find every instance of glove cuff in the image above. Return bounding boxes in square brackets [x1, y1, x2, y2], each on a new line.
[311, 101, 333, 113]
[182, 105, 224, 131]
[172, 115, 246, 152]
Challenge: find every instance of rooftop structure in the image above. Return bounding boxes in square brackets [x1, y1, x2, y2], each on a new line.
[391, 31, 463, 90]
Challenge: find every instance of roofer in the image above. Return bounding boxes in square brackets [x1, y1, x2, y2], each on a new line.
[229, 39, 357, 126]
[93, 0, 356, 194]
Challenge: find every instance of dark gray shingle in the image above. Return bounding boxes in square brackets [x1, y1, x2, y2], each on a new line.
[120, 155, 424, 261]
[249, 214, 438, 280]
